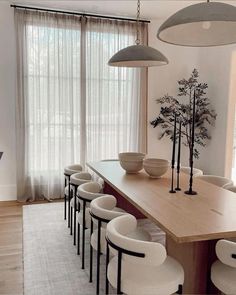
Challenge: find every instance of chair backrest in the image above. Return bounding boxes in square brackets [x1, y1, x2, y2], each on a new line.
[224, 185, 236, 193]
[70, 172, 92, 186]
[64, 164, 83, 175]
[180, 167, 203, 177]
[90, 195, 126, 222]
[77, 181, 103, 201]
[196, 175, 233, 188]
[106, 214, 166, 266]
[216, 239, 236, 268]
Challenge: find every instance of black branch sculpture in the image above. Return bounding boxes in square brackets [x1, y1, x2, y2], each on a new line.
[151, 69, 217, 166]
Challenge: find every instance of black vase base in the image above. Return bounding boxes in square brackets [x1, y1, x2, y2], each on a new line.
[169, 189, 176, 194]
[175, 187, 181, 191]
[184, 190, 197, 195]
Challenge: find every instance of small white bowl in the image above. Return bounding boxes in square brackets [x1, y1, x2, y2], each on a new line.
[143, 158, 169, 178]
[119, 152, 145, 174]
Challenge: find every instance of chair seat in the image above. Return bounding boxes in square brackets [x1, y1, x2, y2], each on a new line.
[211, 260, 236, 294]
[77, 208, 92, 228]
[108, 255, 184, 295]
[91, 227, 107, 253]
[91, 226, 151, 255]
[65, 186, 78, 199]
[64, 164, 83, 175]
[70, 197, 80, 209]
[92, 206, 126, 227]
[137, 219, 166, 246]
[65, 185, 69, 196]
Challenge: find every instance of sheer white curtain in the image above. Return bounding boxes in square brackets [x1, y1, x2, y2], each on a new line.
[15, 9, 147, 201]
[85, 18, 147, 161]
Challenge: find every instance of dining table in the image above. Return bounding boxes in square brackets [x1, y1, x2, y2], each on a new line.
[87, 160, 236, 294]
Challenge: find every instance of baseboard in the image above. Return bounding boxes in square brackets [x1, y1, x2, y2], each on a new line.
[0, 185, 17, 201]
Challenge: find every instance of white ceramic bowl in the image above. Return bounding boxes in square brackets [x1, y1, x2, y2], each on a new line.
[119, 152, 145, 174]
[143, 158, 169, 178]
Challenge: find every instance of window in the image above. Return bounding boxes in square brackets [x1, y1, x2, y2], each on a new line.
[15, 10, 147, 200]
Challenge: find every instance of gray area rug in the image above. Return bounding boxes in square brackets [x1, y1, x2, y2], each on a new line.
[23, 203, 108, 295]
[23, 203, 165, 295]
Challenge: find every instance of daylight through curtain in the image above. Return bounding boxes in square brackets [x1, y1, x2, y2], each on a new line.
[15, 9, 148, 201]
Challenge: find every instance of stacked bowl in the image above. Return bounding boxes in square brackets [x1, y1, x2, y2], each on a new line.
[118, 152, 169, 178]
[118, 152, 145, 174]
[143, 158, 169, 178]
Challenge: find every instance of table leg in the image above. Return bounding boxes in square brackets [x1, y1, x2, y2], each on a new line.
[166, 235, 219, 294]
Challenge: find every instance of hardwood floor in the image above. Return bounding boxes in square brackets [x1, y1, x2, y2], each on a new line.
[0, 200, 62, 295]
[0, 201, 23, 295]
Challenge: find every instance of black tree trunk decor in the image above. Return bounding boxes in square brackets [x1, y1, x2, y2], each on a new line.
[151, 69, 217, 167]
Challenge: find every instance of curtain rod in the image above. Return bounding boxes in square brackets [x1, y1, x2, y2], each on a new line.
[10, 4, 150, 23]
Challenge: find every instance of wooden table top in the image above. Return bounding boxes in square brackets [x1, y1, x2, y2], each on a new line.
[87, 161, 236, 243]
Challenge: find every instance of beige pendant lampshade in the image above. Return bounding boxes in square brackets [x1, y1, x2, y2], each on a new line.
[108, 44, 168, 67]
[157, 2, 236, 47]
[108, 0, 168, 67]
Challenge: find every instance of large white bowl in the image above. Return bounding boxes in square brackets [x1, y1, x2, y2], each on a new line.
[143, 158, 169, 178]
[119, 152, 145, 174]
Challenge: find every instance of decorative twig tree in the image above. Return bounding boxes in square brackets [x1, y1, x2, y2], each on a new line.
[151, 69, 217, 166]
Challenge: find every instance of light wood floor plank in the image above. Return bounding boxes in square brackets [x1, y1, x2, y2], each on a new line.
[0, 199, 62, 295]
[0, 201, 23, 295]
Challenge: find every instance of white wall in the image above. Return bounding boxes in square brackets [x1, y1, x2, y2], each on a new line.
[0, 2, 17, 200]
[196, 45, 236, 177]
[147, 20, 200, 167]
[147, 20, 236, 178]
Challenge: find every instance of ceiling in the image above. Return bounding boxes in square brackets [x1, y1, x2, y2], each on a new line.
[6, 0, 236, 19]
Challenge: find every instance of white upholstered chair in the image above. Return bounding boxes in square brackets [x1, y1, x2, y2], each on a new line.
[195, 175, 233, 188]
[89, 195, 150, 294]
[76, 181, 103, 269]
[64, 164, 83, 226]
[224, 185, 236, 192]
[180, 167, 203, 177]
[69, 172, 92, 243]
[216, 186, 236, 243]
[106, 214, 184, 295]
[211, 239, 236, 294]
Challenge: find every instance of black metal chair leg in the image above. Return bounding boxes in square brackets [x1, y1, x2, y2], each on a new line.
[105, 241, 110, 295]
[177, 285, 183, 294]
[73, 187, 77, 245]
[89, 219, 94, 283]
[64, 194, 67, 220]
[96, 220, 101, 295]
[70, 206, 73, 235]
[82, 200, 86, 269]
[117, 251, 122, 294]
[77, 222, 80, 255]
[64, 177, 67, 220]
[68, 180, 71, 228]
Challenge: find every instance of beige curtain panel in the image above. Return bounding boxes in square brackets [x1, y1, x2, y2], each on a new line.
[14, 8, 148, 201]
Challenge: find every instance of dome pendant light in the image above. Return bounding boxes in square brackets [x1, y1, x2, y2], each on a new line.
[108, 0, 168, 67]
[157, 0, 236, 47]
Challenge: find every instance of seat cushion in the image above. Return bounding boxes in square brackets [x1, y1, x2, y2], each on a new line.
[64, 165, 83, 175]
[70, 197, 80, 209]
[92, 206, 126, 228]
[108, 255, 184, 295]
[77, 208, 92, 229]
[65, 185, 69, 196]
[91, 228, 107, 254]
[127, 226, 151, 241]
[65, 185, 76, 197]
[211, 260, 236, 294]
[91, 222, 152, 256]
[137, 219, 166, 246]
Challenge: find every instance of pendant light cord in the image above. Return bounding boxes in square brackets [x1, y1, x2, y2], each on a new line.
[135, 0, 141, 45]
